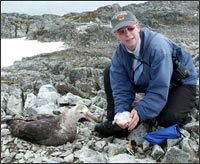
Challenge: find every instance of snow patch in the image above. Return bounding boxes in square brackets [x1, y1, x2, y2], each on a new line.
[1, 37, 68, 68]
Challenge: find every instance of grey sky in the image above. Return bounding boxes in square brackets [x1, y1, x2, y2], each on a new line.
[1, 1, 146, 16]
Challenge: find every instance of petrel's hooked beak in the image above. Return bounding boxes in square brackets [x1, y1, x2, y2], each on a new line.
[84, 111, 98, 122]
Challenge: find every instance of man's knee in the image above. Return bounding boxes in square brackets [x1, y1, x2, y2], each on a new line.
[103, 65, 111, 90]
[103, 65, 111, 78]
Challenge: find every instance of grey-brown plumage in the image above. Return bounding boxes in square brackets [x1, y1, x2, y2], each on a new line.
[6, 104, 97, 146]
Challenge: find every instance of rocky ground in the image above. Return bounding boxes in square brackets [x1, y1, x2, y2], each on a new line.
[1, 1, 199, 163]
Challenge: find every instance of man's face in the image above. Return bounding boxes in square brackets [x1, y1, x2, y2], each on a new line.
[116, 24, 140, 51]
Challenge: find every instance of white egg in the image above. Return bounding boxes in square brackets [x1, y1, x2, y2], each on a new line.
[113, 111, 131, 124]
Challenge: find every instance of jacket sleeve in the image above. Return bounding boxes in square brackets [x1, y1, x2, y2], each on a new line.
[135, 45, 173, 122]
[110, 50, 135, 114]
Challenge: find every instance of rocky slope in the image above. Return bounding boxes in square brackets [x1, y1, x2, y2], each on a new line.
[1, 1, 199, 45]
[1, 1, 199, 163]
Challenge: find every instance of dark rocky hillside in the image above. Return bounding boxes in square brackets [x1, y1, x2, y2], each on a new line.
[1, 1, 199, 46]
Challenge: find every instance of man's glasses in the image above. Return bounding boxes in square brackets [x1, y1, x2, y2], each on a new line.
[117, 25, 136, 35]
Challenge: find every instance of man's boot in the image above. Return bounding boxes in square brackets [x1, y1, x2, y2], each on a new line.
[95, 121, 128, 138]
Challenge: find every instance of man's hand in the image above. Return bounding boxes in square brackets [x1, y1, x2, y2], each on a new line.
[127, 109, 139, 131]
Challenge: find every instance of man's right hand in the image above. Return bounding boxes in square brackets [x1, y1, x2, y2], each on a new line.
[117, 122, 129, 129]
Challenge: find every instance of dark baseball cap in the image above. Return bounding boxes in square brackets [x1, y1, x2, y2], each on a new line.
[111, 11, 138, 33]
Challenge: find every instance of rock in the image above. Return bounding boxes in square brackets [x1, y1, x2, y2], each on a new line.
[162, 146, 190, 163]
[151, 145, 165, 160]
[74, 146, 108, 163]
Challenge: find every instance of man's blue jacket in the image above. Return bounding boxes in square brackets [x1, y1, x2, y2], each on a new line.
[110, 27, 198, 122]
